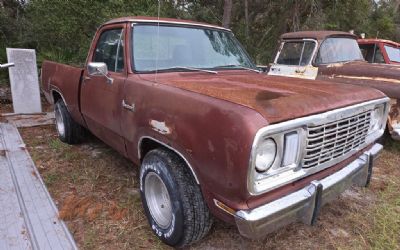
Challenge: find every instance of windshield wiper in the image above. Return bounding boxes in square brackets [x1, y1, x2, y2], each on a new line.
[214, 64, 262, 73]
[163, 66, 218, 74]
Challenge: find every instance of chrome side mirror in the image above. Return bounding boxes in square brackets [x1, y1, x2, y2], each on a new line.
[0, 63, 15, 69]
[87, 62, 113, 84]
[88, 62, 108, 76]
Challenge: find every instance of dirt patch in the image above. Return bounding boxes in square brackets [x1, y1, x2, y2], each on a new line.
[19, 125, 400, 249]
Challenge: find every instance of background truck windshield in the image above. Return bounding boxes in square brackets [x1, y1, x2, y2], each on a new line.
[315, 37, 364, 64]
[384, 45, 400, 63]
[276, 41, 315, 66]
[132, 25, 254, 72]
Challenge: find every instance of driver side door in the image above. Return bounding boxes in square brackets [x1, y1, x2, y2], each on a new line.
[268, 40, 318, 80]
[80, 24, 127, 155]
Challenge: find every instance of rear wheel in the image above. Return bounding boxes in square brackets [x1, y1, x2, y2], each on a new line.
[54, 99, 84, 144]
[140, 148, 213, 247]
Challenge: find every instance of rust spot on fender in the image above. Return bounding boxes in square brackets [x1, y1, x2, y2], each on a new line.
[149, 120, 172, 135]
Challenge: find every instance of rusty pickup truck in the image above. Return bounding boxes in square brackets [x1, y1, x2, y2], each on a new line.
[268, 31, 400, 140]
[41, 18, 389, 247]
[358, 38, 400, 65]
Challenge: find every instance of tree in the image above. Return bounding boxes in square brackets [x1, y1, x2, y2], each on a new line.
[222, 0, 233, 28]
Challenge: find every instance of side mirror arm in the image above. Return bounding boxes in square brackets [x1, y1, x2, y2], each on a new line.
[0, 63, 15, 69]
[95, 68, 114, 84]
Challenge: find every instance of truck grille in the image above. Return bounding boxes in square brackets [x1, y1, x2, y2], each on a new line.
[302, 111, 371, 168]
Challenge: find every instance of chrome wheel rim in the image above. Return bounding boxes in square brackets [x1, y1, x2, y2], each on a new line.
[55, 105, 65, 137]
[144, 172, 173, 229]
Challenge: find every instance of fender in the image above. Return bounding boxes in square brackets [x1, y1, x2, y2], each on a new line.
[138, 135, 200, 184]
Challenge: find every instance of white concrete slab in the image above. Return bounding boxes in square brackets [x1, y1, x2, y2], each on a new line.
[6, 48, 42, 114]
[0, 123, 77, 250]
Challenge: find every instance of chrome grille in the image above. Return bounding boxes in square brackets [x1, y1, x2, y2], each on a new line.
[302, 111, 371, 168]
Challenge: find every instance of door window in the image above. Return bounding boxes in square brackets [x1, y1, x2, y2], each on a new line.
[359, 44, 385, 63]
[93, 28, 125, 72]
[276, 41, 316, 66]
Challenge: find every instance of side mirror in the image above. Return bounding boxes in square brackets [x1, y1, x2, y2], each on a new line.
[0, 62, 15, 69]
[88, 62, 108, 76]
[87, 62, 113, 84]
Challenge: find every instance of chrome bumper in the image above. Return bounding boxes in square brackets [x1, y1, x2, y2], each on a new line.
[235, 143, 383, 240]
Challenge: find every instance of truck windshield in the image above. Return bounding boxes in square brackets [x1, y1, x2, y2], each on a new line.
[384, 45, 400, 63]
[276, 41, 315, 66]
[315, 37, 364, 64]
[132, 24, 255, 72]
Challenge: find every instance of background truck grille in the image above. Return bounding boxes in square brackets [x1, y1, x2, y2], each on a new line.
[302, 111, 371, 168]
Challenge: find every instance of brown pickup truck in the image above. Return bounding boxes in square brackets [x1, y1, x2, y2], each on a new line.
[268, 31, 400, 140]
[41, 18, 389, 247]
[358, 38, 400, 65]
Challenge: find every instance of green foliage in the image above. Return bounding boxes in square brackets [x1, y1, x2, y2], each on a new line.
[24, 0, 161, 65]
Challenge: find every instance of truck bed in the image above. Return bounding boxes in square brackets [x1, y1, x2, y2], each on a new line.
[41, 61, 85, 125]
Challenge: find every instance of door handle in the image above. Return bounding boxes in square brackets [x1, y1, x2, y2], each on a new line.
[122, 100, 135, 112]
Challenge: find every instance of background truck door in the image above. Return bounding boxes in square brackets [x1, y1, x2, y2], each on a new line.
[268, 39, 318, 80]
[80, 25, 127, 155]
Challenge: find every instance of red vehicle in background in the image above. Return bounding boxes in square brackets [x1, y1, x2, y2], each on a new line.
[358, 39, 400, 64]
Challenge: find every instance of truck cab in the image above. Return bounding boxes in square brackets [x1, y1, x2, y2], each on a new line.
[268, 31, 400, 140]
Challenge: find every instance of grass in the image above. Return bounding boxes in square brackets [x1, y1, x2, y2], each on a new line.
[48, 138, 69, 151]
[44, 173, 61, 187]
[367, 183, 400, 249]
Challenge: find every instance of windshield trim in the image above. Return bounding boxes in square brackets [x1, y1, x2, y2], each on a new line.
[273, 39, 318, 66]
[130, 23, 256, 74]
[130, 20, 230, 31]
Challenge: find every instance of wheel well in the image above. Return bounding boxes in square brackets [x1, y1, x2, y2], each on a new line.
[140, 138, 163, 161]
[52, 91, 62, 104]
[139, 137, 200, 184]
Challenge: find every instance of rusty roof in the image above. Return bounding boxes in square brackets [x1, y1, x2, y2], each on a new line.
[103, 16, 229, 31]
[358, 38, 400, 47]
[281, 31, 357, 40]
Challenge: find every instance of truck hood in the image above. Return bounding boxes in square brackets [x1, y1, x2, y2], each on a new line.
[139, 71, 385, 124]
[318, 61, 400, 99]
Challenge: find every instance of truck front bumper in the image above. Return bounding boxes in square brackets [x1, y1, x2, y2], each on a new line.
[235, 143, 383, 240]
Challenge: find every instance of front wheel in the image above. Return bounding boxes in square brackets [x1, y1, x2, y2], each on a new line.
[140, 149, 213, 247]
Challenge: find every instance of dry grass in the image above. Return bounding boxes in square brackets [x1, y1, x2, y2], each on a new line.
[19, 125, 400, 250]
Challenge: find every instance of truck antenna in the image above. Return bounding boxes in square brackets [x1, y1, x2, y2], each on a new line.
[155, 0, 161, 83]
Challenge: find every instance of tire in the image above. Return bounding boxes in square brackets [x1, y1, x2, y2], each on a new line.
[140, 148, 213, 247]
[54, 99, 84, 144]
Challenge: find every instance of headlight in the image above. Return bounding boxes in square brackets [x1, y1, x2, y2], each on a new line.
[249, 129, 304, 195]
[254, 139, 276, 172]
[369, 104, 385, 132]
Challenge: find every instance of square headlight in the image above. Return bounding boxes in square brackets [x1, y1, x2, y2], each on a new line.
[369, 104, 385, 133]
